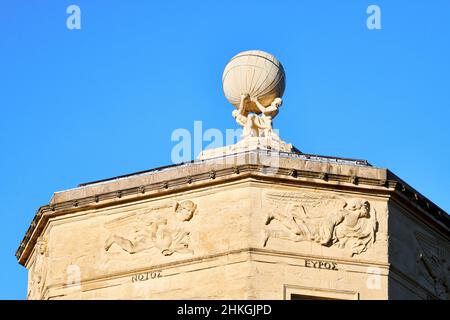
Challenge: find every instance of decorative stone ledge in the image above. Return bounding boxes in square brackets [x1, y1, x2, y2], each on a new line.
[16, 150, 449, 266]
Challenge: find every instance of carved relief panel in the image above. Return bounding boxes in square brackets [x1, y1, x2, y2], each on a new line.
[415, 232, 450, 299]
[103, 200, 198, 257]
[261, 191, 378, 256]
[27, 236, 49, 300]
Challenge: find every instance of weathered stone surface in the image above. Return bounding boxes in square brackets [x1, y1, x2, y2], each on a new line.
[18, 151, 449, 300]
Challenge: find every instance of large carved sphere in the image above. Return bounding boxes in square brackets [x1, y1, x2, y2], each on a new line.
[222, 50, 285, 113]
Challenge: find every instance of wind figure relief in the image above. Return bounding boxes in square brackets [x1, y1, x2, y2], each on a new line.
[415, 232, 450, 299]
[104, 200, 197, 256]
[261, 192, 378, 256]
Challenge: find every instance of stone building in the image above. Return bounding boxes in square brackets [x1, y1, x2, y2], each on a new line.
[16, 51, 449, 300]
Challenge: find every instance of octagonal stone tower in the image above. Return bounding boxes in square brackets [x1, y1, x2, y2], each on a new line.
[17, 51, 449, 300]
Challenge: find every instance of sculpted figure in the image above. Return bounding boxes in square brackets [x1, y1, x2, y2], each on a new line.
[174, 199, 197, 222]
[262, 203, 311, 246]
[315, 200, 371, 245]
[232, 94, 284, 140]
[262, 192, 377, 256]
[28, 237, 48, 300]
[251, 96, 282, 140]
[232, 94, 258, 138]
[206, 50, 294, 157]
[334, 200, 375, 251]
[104, 200, 197, 256]
[231, 94, 285, 142]
[104, 218, 169, 254]
[419, 252, 449, 299]
[415, 233, 450, 299]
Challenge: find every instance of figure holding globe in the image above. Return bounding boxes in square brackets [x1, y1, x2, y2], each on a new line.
[223, 50, 286, 143]
[232, 93, 259, 138]
[198, 50, 293, 160]
[251, 96, 283, 141]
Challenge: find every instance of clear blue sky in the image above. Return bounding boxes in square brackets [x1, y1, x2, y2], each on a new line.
[1, 0, 449, 299]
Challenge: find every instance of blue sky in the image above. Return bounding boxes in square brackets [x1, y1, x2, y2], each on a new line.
[0, 0, 449, 299]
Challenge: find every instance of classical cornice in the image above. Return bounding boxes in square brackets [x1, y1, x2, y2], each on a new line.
[16, 151, 450, 266]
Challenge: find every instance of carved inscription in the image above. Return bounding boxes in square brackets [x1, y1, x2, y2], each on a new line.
[305, 259, 338, 271]
[132, 271, 162, 282]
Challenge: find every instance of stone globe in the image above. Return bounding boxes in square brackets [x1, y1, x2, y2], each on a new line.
[222, 50, 285, 113]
